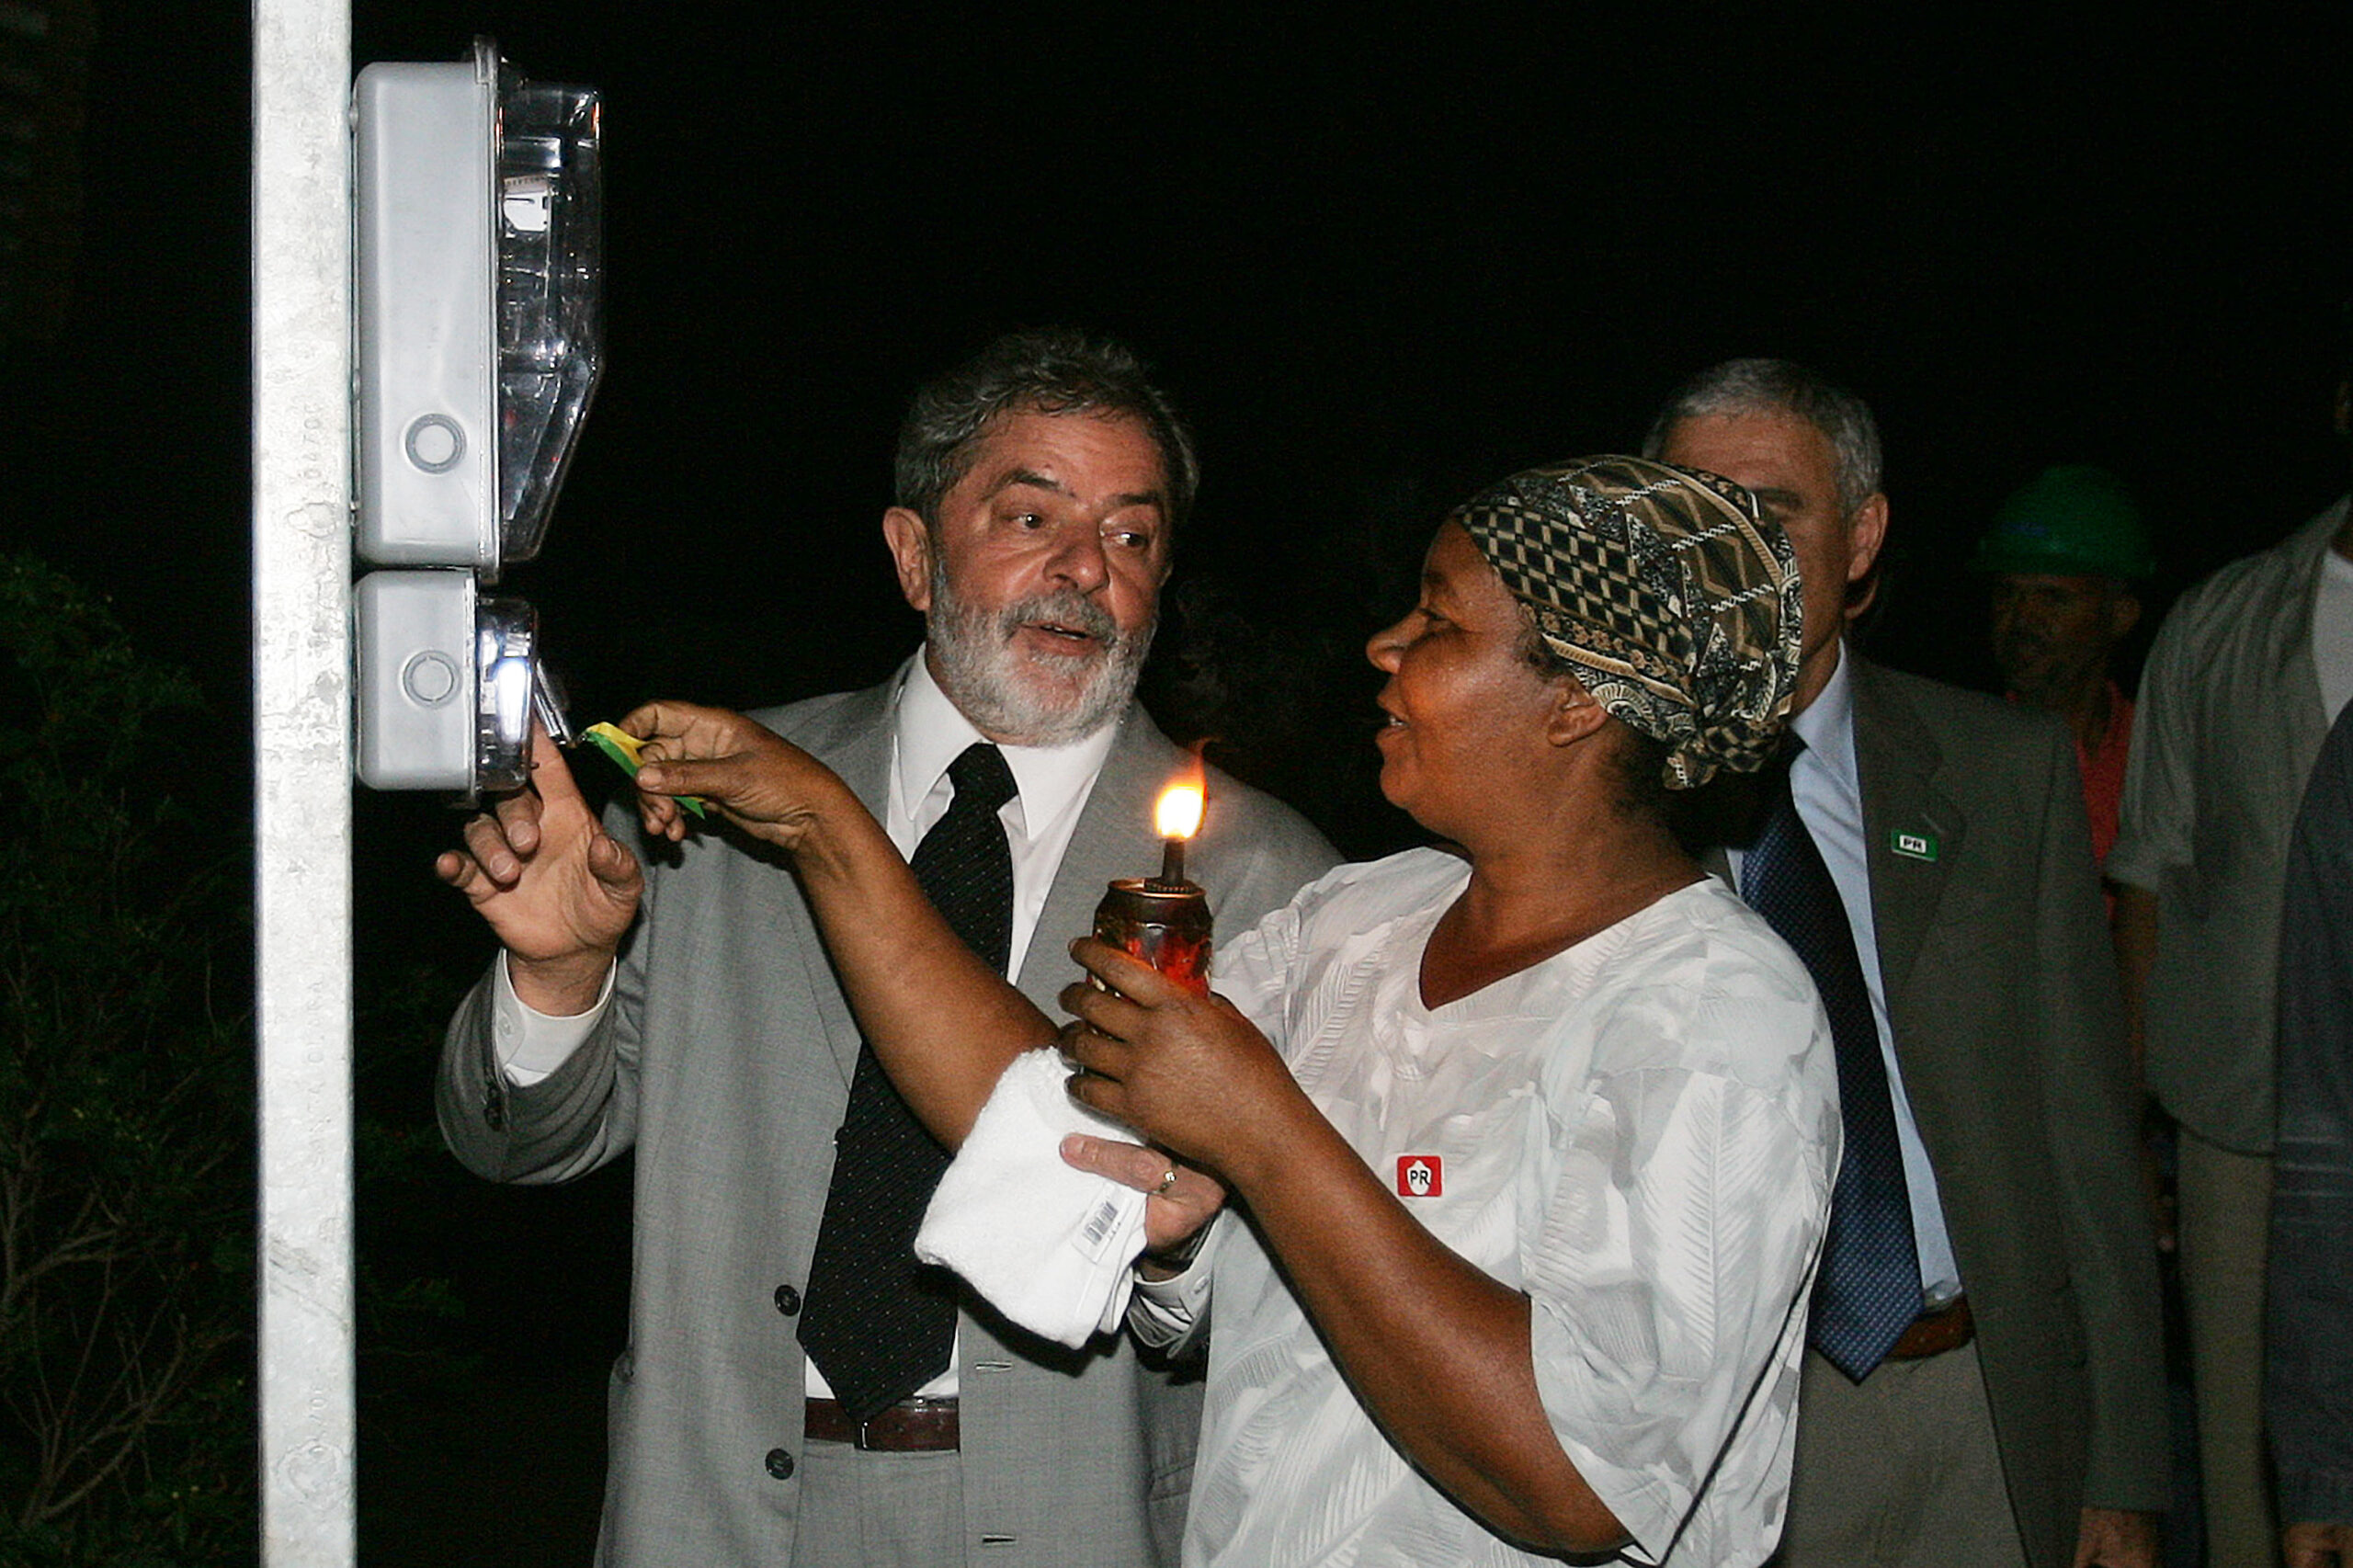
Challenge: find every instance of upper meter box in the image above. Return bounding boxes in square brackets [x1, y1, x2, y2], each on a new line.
[353, 40, 602, 580]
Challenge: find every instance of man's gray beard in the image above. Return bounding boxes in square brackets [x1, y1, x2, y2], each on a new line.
[926, 567, 1154, 748]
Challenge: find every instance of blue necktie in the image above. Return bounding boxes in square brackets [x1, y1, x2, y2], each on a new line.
[801, 742, 1017, 1419]
[1741, 743, 1921, 1381]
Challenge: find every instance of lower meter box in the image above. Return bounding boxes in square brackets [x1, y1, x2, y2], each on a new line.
[355, 570, 545, 798]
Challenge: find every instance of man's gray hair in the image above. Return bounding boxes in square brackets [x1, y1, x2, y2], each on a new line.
[893, 328, 1199, 529]
[1642, 358, 1884, 517]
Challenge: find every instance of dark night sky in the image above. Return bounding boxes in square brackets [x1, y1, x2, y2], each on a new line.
[7, 5, 2349, 770]
[0, 4, 2344, 871]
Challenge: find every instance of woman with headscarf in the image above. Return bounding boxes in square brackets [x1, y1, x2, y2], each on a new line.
[625, 457, 1839, 1567]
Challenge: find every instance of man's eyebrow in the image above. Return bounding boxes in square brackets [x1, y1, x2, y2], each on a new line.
[982, 468, 1166, 514]
[983, 466, 1073, 501]
[1747, 486, 1805, 512]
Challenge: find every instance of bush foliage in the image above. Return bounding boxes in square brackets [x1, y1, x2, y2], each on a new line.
[0, 555, 254, 1564]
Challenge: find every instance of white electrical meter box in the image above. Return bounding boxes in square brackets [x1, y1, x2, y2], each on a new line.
[353, 38, 598, 800]
[354, 40, 602, 580]
[355, 571, 545, 795]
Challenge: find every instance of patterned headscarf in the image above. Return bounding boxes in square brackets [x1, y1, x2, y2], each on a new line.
[1450, 454, 1802, 790]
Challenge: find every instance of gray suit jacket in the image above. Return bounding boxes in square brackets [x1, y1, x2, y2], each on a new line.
[1714, 658, 2168, 1566]
[438, 677, 1338, 1568]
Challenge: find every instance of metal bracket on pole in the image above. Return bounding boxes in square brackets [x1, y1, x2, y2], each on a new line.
[251, 0, 355, 1561]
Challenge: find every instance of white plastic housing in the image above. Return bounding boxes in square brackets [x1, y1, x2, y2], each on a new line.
[355, 570, 478, 790]
[354, 51, 498, 574]
[354, 41, 602, 579]
[355, 571, 542, 796]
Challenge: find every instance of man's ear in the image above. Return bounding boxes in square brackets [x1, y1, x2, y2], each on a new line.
[1840, 493, 1892, 622]
[882, 507, 934, 613]
[1846, 493, 1891, 586]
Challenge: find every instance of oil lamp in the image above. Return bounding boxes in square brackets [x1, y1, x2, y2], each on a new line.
[1091, 776, 1211, 995]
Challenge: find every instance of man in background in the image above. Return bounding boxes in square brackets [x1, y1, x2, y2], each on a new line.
[2112, 359, 2353, 1568]
[1972, 462, 2153, 901]
[1650, 358, 2167, 1568]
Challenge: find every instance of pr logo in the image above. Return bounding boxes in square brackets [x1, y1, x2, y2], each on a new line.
[1396, 1155, 1443, 1198]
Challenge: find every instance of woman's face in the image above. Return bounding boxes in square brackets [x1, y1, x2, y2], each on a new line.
[1366, 522, 1577, 834]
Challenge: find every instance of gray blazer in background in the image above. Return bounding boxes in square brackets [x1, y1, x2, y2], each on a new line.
[1711, 659, 2168, 1567]
[438, 676, 1339, 1568]
[1845, 660, 2167, 1562]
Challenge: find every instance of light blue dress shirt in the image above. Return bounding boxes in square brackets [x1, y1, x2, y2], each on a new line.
[1734, 645, 1961, 1304]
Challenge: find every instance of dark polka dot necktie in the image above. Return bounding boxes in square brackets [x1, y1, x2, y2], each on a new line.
[800, 742, 1017, 1420]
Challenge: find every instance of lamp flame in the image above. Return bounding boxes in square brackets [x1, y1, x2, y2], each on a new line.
[1155, 781, 1205, 841]
[1153, 766, 1207, 888]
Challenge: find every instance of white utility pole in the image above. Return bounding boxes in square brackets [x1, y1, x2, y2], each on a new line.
[251, 0, 355, 1561]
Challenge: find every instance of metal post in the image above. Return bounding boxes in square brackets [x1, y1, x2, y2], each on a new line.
[251, 0, 354, 1561]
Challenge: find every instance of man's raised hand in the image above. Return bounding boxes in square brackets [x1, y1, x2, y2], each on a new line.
[437, 724, 642, 1015]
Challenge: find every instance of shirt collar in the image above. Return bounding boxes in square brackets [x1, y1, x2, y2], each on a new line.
[892, 650, 1121, 835]
[1790, 640, 1861, 797]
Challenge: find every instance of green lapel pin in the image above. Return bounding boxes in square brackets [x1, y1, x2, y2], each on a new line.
[1892, 829, 1938, 862]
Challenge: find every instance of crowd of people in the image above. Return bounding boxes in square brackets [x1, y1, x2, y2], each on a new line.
[430, 330, 2352, 1568]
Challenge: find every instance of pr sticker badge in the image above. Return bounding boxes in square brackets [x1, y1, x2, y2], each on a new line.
[1396, 1155, 1443, 1198]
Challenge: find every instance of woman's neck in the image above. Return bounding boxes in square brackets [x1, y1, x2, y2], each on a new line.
[1419, 817, 1698, 1009]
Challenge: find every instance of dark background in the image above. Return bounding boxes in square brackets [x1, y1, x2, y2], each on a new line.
[3, 4, 2348, 1562]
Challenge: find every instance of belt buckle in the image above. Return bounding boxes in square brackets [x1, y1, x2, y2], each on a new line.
[853, 1414, 881, 1452]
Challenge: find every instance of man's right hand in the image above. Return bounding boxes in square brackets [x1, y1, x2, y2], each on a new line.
[437, 725, 642, 1016]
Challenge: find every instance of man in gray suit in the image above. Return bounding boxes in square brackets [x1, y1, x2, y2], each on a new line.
[1648, 360, 2167, 1568]
[433, 330, 1337, 1567]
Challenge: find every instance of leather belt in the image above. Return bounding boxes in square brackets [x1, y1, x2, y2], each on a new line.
[804, 1396, 961, 1452]
[1887, 1296, 1974, 1359]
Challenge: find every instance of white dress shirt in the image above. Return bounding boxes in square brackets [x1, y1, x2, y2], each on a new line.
[2314, 547, 2353, 723]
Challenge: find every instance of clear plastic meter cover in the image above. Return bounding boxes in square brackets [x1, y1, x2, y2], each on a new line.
[472, 597, 540, 797]
[494, 55, 602, 565]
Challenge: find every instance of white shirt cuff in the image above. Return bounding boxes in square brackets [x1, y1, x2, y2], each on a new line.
[491, 949, 615, 1085]
[1128, 1217, 1220, 1349]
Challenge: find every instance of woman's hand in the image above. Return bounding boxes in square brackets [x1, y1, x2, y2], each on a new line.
[621, 700, 853, 852]
[1057, 937, 1310, 1191]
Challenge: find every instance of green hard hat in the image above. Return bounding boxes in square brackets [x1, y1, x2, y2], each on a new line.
[1972, 464, 2154, 579]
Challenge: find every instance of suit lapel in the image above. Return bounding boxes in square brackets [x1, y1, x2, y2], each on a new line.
[1017, 705, 1177, 1001]
[803, 681, 897, 1085]
[827, 685, 896, 822]
[1849, 658, 1965, 1007]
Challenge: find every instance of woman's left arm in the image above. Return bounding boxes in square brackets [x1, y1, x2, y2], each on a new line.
[1062, 940, 1630, 1558]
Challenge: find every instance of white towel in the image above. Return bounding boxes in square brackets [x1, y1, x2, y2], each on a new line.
[915, 1048, 1152, 1347]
